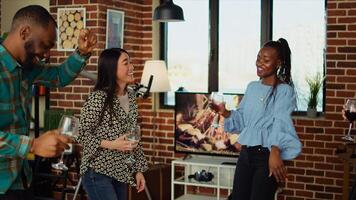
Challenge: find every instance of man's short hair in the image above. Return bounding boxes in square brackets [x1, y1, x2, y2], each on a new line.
[11, 5, 57, 30]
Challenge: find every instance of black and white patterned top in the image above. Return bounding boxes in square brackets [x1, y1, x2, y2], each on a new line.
[78, 90, 148, 185]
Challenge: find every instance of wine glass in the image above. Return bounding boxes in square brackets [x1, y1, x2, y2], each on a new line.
[52, 115, 79, 171]
[125, 125, 141, 167]
[210, 92, 225, 129]
[342, 99, 356, 142]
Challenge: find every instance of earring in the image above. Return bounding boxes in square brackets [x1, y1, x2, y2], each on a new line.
[277, 66, 286, 81]
[276, 65, 281, 73]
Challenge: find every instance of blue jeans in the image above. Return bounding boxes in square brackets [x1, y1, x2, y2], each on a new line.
[82, 169, 127, 200]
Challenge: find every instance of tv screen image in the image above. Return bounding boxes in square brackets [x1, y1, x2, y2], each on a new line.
[175, 92, 242, 157]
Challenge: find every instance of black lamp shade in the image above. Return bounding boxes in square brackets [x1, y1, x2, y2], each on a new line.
[153, 0, 184, 22]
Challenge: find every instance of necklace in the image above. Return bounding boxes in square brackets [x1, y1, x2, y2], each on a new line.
[260, 87, 273, 103]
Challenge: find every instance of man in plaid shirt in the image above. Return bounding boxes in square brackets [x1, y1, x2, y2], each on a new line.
[0, 5, 96, 199]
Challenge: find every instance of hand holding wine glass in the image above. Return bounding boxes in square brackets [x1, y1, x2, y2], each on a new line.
[209, 92, 228, 114]
[342, 99, 356, 142]
[109, 135, 135, 152]
[30, 130, 72, 158]
[126, 125, 141, 166]
[209, 92, 226, 128]
[52, 115, 79, 171]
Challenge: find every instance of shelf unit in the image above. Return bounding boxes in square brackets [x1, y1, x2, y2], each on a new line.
[171, 156, 237, 200]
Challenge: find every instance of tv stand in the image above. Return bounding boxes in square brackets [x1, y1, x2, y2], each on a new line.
[182, 154, 192, 160]
[171, 156, 237, 200]
[221, 161, 236, 165]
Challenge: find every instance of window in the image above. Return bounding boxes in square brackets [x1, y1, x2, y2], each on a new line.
[165, 0, 209, 106]
[162, 0, 326, 112]
[219, 0, 261, 93]
[273, 0, 326, 111]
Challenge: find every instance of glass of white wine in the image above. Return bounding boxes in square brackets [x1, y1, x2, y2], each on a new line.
[125, 125, 141, 166]
[52, 115, 79, 171]
[210, 92, 225, 129]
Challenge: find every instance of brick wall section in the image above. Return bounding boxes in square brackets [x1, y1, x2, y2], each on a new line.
[277, 1, 356, 199]
[48, 0, 356, 199]
[49, 0, 151, 113]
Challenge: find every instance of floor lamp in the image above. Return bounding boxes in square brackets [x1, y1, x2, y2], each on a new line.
[141, 60, 171, 164]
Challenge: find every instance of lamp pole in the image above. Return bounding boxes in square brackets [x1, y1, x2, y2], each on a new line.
[152, 92, 159, 164]
[141, 60, 171, 164]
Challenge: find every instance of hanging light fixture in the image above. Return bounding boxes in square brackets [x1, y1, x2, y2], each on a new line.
[153, 0, 184, 22]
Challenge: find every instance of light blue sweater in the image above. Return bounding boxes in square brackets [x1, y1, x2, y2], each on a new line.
[224, 81, 302, 160]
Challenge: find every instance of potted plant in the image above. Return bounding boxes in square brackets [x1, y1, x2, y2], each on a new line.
[305, 73, 324, 118]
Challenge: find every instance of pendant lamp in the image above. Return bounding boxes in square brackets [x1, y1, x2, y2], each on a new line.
[153, 0, 184, 22]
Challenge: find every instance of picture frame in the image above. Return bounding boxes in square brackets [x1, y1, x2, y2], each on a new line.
[57, 7, 86, 51]
[106, 9, 125, 49]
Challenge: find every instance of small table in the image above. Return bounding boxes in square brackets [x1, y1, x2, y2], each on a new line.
[336, 143, 356, 200]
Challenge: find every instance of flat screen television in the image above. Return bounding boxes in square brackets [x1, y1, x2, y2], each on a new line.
[174, 92, 242, 157]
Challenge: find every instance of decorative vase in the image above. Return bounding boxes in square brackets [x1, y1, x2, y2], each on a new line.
[307, 107, 317, 118]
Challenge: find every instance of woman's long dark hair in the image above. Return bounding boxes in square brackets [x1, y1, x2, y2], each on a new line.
[263, 38, 294, 105]
[94, 48, 129, 123]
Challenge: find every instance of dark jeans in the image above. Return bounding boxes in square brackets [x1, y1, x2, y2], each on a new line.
[350, 177, 356, 200]
[82, 169, 127, 200]
[0, 189, 34, 200]
[230, 146, 277, 200]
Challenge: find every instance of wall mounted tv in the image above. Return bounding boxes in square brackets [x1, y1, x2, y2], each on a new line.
[175, 92, 242, 157]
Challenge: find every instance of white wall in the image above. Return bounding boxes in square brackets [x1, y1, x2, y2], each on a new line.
[152, 0, 160, 60]
[1, 0, 49, 34]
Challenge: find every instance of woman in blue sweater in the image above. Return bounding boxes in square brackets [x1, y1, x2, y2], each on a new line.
[213, 38, 302, 200]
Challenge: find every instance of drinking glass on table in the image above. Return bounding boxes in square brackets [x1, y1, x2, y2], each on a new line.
[52, 115, 79, 171]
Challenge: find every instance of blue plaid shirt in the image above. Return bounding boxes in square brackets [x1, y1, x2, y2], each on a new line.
[0, 44, 89, 193]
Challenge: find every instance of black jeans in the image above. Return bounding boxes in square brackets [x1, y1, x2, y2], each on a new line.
[230, 146, 277, 200]
[350, 177, 356, 200]
[0, 189, 34, 200]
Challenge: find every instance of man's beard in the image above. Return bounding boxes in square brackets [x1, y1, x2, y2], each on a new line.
[22, 40, 37, 71]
